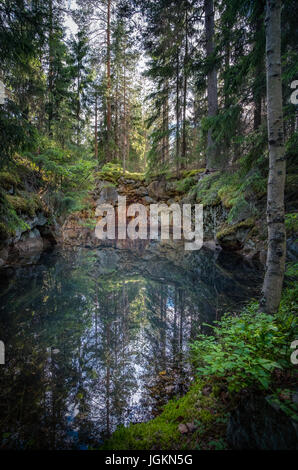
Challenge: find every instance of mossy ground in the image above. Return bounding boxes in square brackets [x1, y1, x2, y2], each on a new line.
[100, 380, 229, 451]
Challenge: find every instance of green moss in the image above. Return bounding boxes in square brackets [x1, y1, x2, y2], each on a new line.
[124, 171, 146, 182]
[216, 218, 255, 241]
[181, 168, 205, 178]
[192, 168, 266, 221]
[0, 171, 21, 190]
[193, 172, 221, 206]
[101, 181, 116, 188]
[7, 193, 43, 217]
[217, 183, 239, 209]
[227, 196, 255, 224]
[0, 190, 30, 240]
[95, 163, 145, 185]
[175, 176, 197, 193]
[100, 380, 227, 450]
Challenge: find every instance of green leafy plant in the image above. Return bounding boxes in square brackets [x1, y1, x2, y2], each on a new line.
[191, 297, 297, 393]
[285, 213, 298, 236]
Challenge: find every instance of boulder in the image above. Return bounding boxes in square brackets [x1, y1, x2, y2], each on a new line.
[14, 228, 43, 253]
[216, 219, 255, 251]
[13, 212, 48, 242]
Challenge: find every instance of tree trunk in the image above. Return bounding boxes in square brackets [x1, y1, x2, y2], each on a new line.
[115, 75, 119, 161]
[204, 0, 218, 169]
[176, 50, 180, 174]
[106, 0, 111, 162]
[181, 7, 188, 169]
[76, 62, 81, 145]
[95, 94, 98, 162]
[123, 58, 127, 173]
[48, 0, 54, 137]
[162, 83, 169, 164]
[261, 0, 286, 314]
[253, 2, 265, 130]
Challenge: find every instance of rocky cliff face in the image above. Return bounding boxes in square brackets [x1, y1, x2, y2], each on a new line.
[61, 175, 268, 262]
[2, 172, 294, 267]
[0, 211, 59, 267]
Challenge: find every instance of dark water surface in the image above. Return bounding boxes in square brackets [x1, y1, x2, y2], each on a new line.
[0, 243, 263, 449]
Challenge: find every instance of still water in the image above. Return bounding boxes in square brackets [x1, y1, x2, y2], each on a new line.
[0, 243, 263, 449]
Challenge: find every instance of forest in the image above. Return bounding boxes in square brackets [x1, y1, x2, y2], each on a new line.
[0, 0, 297, 452]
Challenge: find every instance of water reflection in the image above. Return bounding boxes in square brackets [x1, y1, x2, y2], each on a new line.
[0, 244, 263, 449]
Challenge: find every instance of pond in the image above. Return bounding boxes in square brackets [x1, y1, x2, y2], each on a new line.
[0, 242, 263, 449]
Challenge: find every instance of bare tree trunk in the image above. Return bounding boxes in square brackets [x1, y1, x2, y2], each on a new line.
[115, 77, 119, 161]
[261, 0, 286, 314]
[176, 50, 180, 174]
[253, 2, 265, 130]
[162, 84, 169, 164]
[181, 7, 188, 169]
[95, 94, 98, 162]
[123, 58, 127, 173]
[106, 0, 111, 162]
[204, 0, 218, 169]
[165, 90, 169, 162]
[48, 0, 54, 137]
[76, 63, 81, 146]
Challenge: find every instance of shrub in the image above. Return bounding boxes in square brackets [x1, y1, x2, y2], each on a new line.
[285, 213, 298, 236]
[190, 291, 297, 393]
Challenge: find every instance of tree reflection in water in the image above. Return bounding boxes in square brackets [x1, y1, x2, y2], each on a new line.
[0, 244, 262, 449]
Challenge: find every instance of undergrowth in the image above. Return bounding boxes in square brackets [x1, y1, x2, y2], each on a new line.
[100, 271, 298, 451]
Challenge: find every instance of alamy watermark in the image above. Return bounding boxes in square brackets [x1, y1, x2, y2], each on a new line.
[0, 340, 4, 365]
[0, 80, 5, 104]
[290, 340, 298, 365]
[290, 80, 298, 105]
[95, 196, 203, 251]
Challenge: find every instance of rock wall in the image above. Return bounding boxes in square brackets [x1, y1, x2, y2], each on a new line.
[62, 175, 269, 262]
[2, 175, 295, 267]
[0, 211, 59, 267]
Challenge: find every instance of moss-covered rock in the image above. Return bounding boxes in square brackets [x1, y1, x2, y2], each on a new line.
[95, 163, 146, 186]
[7, 193, 43, 218]
[216, 218, 255, 251]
